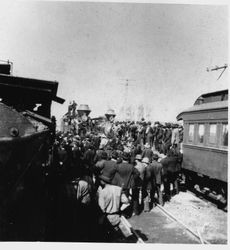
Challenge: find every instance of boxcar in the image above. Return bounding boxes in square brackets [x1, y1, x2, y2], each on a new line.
[177, 90, 228, 205]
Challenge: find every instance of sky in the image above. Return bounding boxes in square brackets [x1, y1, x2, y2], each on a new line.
[0, 0, 228, 126]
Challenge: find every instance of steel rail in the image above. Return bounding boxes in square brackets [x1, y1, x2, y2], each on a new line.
[186, 189, 227, 212]
[155, 204, 211, 244]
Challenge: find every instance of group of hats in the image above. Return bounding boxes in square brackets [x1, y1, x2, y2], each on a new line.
[135, 155, 149, 164]
[135, 154, 159, 162]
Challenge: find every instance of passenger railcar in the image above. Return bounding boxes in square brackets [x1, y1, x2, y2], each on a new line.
[177, 90, 228, 206]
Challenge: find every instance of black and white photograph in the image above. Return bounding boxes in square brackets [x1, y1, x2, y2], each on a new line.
[0, 0, 228, 246]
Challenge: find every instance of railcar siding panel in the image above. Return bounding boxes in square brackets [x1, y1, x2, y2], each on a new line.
[182, 144, 227, 182]
[180, 109, 228, 122]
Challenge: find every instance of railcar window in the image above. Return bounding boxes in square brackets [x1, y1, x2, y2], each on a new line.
[198, 124, 204, 143]
[222, 124, 228, 146]
[188, 124, 194, 142]
[209, 124, 217, 144]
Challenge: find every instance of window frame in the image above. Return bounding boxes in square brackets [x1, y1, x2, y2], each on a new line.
[208, 123, 217, 146]
[197, 123, 205, 145]
[220, 123, 228, 148]
[188, 123, 195, 143]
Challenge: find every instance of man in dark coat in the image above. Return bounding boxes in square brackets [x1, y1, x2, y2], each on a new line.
[112, 152, 139, 194]
[132, 154, 146, 215]
[145, 154, 164, 206]
[146, 122, 154, 148]
[130, 122, 137, 141]
[141, 143, 153, 163]
[83, 144, 95, 176]
[100, 151, 118, 184]
[160, 149, 180, 201]
[93, 151, 108, 191]
[156, 125, 164, 153]
[162, 126, 172, 155]
[112, 152, 139, 217]
[138, 123, 146, 149]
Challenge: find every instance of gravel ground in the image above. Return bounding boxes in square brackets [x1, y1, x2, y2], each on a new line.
[128, 208, 199, 244]
[163, 191, 228, 244]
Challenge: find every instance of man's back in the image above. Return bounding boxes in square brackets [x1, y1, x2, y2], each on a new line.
[112, 162, 135, 189]
[142, 148, 153, 161]
[98, 184, 122, 226]
[160, 156, 178, 173]
[101, 160, 118, 182]
[147, 160, 163, 185]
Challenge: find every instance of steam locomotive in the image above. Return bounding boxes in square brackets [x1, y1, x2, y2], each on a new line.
[0, 62, 64, 240]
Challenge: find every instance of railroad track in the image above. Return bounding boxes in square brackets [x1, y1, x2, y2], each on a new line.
[121, 189, 226, 244]
[179, 179, 227, 212]
[155, 204, 211, 244]
[185, 186, 227, 212]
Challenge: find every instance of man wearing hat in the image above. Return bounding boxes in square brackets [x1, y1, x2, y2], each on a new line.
[99, 150, 118, 187]
[83, 143, 95, 172]
[112, 152, 138, 189]
[112, 152, 139, 217]
[141, 157, 151, 212]
[141, 143, 153, 162]
[94, 151, 108, 190]
[145, 154, 164, 207]
[160, 149, 180, 201]
[146, 122, 154, 148]
[162, 125, 172, 155]
[98, 172, 130, 240]
[171, 124, 180, 149]
[98, 172, 121, 234]
[137, 122, 146, 149]
[132, 154, 146, 215]
[156, 124, 164, 153]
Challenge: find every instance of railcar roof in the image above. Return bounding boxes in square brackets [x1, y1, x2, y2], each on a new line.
[177, 100, 228, 120]
[194, 89, 228, 105]
[200, 89, 228, 98]
[0, 73, 65, 104]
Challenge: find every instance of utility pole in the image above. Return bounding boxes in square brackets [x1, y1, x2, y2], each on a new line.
[207, 64, 228, 80]
[120, 78, 136, 121]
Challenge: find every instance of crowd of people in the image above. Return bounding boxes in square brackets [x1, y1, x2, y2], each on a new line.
[46, 119, 183, 242]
